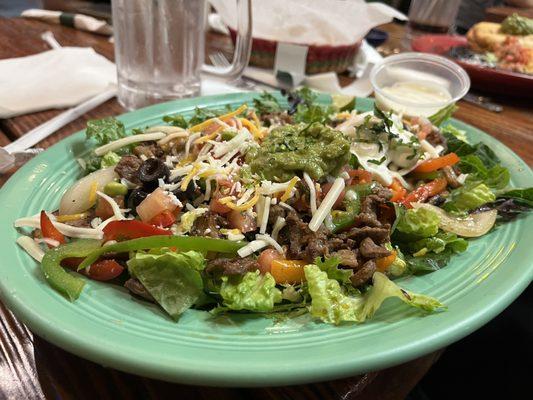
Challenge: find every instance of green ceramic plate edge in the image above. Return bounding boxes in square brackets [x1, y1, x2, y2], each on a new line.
[0, 92, 531, 387]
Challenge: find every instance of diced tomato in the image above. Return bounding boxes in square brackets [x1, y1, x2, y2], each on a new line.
[210, 194, 232, 214]
[103, 220, 171, 241]
[84, 259, 124, 281]
[148, 210, 177, 228]
[389, 179, 407, 202]
[40, 211, 65, 246]
[136, 188, 178, 222]
[270, 259, 307, 284]
[413, 153, 460, 173]
[95, 195, 124, 219]
[348, 169, 372, 184]
[227, 209, 257, 233]
[400, 178, 448, 208]
[257, 249, 283, 274]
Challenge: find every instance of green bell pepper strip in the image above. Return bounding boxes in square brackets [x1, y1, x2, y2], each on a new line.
[78, 235, 246, 271]
[41, 239, 103, 301]
[331, 183, 373, 233]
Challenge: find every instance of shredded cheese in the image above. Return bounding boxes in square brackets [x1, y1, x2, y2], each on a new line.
[185, 132, 202, 158]
[250, 110, 261, 128]
[157, 130, 188, 145]
[279, 201, 295, 212]
[280, 176, 300, 202]
[180, 163, 201, 191]
[14, 216, 103, 239]
[303, 172, 317, 215]
[17, 236, 45, 262]
[189, 104, 247, 133]
[194, 126, 222, 144]
[271, 216, 286, 241]
[147, 125, 185, 134]
[34, 237, 60, 248]
[259, 196, 271, 234]
[94, 132, 166, 156]
[239, 118, 262, 139]
[96, 191, 127, 220]
[219, 188, 260, 211]
[237, 239, 268, 258]
[309, 177, 345, 232]
[256, 234, 283, 254]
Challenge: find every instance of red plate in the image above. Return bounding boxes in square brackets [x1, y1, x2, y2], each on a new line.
[411, 34, 533, 97]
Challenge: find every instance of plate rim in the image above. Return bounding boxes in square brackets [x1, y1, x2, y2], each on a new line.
[0, 92, 532, 387]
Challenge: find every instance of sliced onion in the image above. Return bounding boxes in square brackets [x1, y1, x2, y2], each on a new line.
[411, 202, 497, 238]
[59, 167, 118, 215]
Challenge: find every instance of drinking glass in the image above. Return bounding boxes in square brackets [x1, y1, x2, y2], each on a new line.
[111, 0, 252, 110]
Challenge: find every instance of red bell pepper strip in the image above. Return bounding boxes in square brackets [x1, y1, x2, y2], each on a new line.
[103, 220, 171, 242]
[40, 211, 66, 245]
[400, 178, 448, 208]
[413, 153, 460, 173]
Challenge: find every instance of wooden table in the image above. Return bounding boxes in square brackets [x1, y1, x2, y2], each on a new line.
[0, 17, 531, 400]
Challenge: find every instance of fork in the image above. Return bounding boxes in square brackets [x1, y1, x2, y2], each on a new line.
[209, 52, 257, 90]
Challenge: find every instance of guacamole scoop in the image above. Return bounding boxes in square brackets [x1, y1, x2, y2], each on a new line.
[501, 14, 533, 35]
[246, 122, 350, 182]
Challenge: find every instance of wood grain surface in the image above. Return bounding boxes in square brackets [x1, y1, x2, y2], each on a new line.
[0, 16, 531, 400]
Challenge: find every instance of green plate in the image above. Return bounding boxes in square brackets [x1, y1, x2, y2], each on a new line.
[0, 93, 531, 387]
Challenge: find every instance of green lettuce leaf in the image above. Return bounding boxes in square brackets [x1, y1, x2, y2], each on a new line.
[395, 207, 440, 239]
[405, 252, 454, 274]
[445, 183, 496, 212]
[314, 256, 353, 283]
[162, 114, 188, 128]
[304, 265, 444, 325]
[459, 155, 510, 190]
[127, 251, 206, 320]
[220, 271, 282, 312]
[441, 125, 499, 168]
[358, 272, 445, 320]
[253, 91, 282, 115]
[497, 188, 533, 207]
[86, 117, 126, 146]
[304, 264, 363, 324]
[408, 231, 468, 256]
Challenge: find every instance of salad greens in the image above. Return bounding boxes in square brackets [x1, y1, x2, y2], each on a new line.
[128, 251, 206, 320]
[220, 271, 282, 312]
[17, 89, 532, 326]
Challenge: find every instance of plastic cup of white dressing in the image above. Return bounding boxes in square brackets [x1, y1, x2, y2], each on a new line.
[370, 53, 470, 117]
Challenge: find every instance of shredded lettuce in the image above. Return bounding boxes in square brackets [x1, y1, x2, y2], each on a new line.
[127, 251, 206, 320]
[220, 271, 282, 312]
[395, 207, 440, 239]
[162, 114, 188, 128]
[304, 265, 444, 325]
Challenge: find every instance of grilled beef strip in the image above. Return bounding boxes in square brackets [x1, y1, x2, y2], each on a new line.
[115, 155, 143, 185]
[206, 256, 260, 276]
